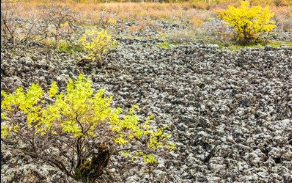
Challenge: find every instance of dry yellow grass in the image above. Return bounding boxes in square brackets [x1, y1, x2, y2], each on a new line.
[1, 1, 291, 33]
[271, 6, 292, 32]
[2, 2, 210, 21]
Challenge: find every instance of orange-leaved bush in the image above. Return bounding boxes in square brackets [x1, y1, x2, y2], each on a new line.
[1, 74, 175, 183]
[217, 1, 276, 44]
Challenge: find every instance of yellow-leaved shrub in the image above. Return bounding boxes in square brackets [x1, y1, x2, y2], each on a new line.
[79, 28, 117, 64]
[217, 1, 276, 44]
[1, 74, 175, 182]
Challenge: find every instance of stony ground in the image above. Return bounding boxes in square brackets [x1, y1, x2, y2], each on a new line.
[1, 35, 292, 182]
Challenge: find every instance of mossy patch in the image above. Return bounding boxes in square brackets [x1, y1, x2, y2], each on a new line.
[156, 40, 181, 49]
[220, 41, 292, 52]
[58, 41, 83, 54]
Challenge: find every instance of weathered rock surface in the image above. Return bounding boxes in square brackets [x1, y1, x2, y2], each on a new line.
[1, 39, 292, 182]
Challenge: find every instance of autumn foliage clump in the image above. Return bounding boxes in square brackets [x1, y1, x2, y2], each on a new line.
[1, 74, 175, 183]
[79, 28, 117, 65]
[218, 1, 276, 44]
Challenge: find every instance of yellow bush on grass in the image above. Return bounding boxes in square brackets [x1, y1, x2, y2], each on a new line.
[1, 74, 175, 182]
[218, 1, 276, 44]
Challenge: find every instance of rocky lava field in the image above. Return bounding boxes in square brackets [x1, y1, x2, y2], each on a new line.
[1, 35, 292, 182]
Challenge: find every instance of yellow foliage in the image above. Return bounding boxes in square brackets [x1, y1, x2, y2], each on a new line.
[79, 28, 117, 62]
[48, 82, 58, 98]
[1, 125, 9, 139]
[107, 18, 117, 25]
[218, 1, 276, 44]
[1, 74, 175, 164]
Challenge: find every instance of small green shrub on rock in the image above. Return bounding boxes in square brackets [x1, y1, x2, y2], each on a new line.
[1, 74, 175, 183]
[58, 40, 82, 54]
[218, 1, 276, 45]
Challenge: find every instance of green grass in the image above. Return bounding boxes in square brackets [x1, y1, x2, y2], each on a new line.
[221, 41, 292, 52]
[109, 43, 118, 50]
[267, 41, 292, 47]
[156, 40, 181, 49]
[58, 41, 83, 54]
